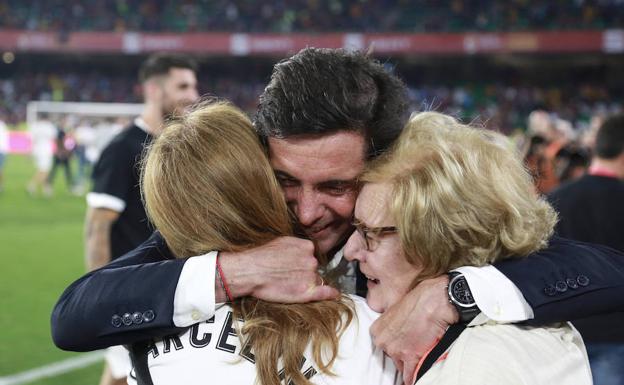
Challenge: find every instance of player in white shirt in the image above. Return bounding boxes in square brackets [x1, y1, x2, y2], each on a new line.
[344, 112, 591, 385]
[27, 113, 56, 196]
[130, 101, 399, 385]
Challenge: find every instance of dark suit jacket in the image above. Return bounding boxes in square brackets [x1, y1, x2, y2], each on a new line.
[51, 232, 624, 352]
[51, 232, 184, 351]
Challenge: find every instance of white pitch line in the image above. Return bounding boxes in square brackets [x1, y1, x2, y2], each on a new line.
[0, 351, 105, 385]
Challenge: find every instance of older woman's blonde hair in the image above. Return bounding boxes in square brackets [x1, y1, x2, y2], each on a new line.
[142, 101, 353, 385]
[363, 111, 558, 283]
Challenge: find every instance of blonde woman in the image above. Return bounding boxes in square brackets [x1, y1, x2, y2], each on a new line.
[130, 101, 398, 385]
[344, 112, 592, 385]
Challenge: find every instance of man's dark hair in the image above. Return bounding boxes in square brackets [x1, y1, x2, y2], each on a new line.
[254, 48, 409, 159]
[595, 114, 624, 159]
[138, 53, 198, 83]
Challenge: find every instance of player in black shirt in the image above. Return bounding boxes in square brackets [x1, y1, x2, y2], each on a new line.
[84, 53, 199, 385]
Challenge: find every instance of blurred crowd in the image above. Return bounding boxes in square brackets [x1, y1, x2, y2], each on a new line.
[0, 0, 622, 33]
[7, 78, 619, 201]
[1, 70, 622, 136]
[0, 72, 264, 125]
[520, 110, 599, 195]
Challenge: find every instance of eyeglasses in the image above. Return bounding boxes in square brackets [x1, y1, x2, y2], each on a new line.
[352, 219, 397, 251]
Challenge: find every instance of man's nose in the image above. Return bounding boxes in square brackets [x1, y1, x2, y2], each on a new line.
[191, 88, 199, 101]
[294, 188, 324, 227]
[344, 230, 365, 263]
[188, 88, 199, 102]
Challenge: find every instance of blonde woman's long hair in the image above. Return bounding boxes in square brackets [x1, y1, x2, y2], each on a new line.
[142, 101, 353, 385]
[364, 111, 558, 284]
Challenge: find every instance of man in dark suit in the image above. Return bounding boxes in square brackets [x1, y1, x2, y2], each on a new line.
[548, 114, 624, 385]
[52, 49, 624, 382]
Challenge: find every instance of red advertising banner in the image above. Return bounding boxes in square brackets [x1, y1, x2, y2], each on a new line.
[0, 30, 621, 56]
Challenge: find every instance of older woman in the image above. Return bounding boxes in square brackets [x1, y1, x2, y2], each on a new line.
[130, 101, 398, 385]
[345, 112, 592, 385]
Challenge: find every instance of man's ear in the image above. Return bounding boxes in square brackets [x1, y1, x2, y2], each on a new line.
[143, 79, 163, 103]
[616, 152, 624, 177]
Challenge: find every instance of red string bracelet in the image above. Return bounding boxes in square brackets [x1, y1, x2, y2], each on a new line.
[216, 253, 233, 302]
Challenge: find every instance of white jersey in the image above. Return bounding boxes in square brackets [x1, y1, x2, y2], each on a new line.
[127, 295, 399, 385]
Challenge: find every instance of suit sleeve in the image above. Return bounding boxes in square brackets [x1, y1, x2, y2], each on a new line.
[51, 232, 187, 352]
[494, 236, 624, 325]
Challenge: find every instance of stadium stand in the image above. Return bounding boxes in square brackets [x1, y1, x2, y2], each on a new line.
[0, 0, 622, 33]
[1, 68, 621, 133]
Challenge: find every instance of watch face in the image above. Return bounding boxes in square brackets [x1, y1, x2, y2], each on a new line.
[450, 276, 475, 307]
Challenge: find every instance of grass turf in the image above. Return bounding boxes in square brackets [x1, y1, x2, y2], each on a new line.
[0, 154, 103, 384]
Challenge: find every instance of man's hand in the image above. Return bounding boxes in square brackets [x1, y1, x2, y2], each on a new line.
[218, 236, 340, 303]
[370, 275, 459, 385]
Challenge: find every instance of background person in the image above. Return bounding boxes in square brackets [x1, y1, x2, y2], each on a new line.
[131, 101, 398, 385]
[46, 124, 74, 194]
[548, 113, 624, 385]
[84, 53, 199, 385]
[345, 111, 591, 384]
[72, 118, 97, 194]
[27, 112, 56, 196]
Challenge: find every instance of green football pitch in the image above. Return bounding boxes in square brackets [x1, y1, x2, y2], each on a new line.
[0, 154, 104, 384]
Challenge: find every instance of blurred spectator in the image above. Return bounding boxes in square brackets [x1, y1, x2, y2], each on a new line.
[548, 114, 624, 385]
[72, 119, 96, 194]
[90, 118, 125, 163]
[46, 124, 74, 194]
[0, 116, 7, 192]
[523, 110, 561, 194]
[549, 114, 624, 249]
[554, 145, 590, 185]
[523, 134, 550, 193]
[27, 112, 56, 197]
[521, 111, 597, 193]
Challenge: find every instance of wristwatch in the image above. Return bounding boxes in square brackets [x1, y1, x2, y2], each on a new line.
[447, 272, 480, 324]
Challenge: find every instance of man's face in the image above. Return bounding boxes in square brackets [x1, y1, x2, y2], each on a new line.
[159, 68, 199, 117]
[268, 131, 366, 255]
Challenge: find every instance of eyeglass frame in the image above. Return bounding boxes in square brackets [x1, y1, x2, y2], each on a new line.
[352, 219, 398, 251]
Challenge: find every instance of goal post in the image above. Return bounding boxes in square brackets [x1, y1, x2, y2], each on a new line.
[25, 101, 146, 174]
[26, 101, 144, 129]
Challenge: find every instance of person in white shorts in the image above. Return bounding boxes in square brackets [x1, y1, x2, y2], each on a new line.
[344, 111, 592, 385]
[27, 113, 56, 196]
